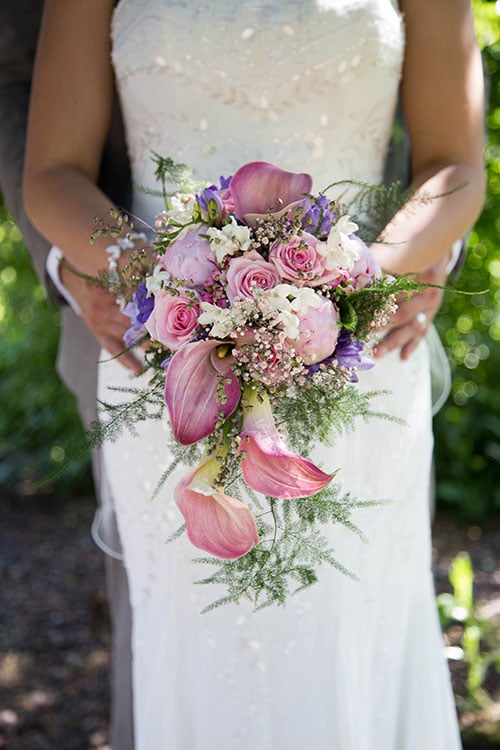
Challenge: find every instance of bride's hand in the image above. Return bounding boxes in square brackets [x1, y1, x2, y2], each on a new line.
[374, 253, 451, 361]
[59, 260, 143, 374]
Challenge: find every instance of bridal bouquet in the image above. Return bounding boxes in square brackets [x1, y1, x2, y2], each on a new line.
[97, 158, 421, 610]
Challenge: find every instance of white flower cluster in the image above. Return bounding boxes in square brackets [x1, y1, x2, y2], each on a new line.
[257, 285, 324, 338]
[198, 284, 325, 340]
[156, 193, 197, 229]
[145, 264, 171, 295]
[318, 215, 360, 270]
[206, 217, 252, 263]
[198, 300, 251, 339]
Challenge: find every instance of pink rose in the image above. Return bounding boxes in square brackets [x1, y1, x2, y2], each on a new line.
[161, 224, 218, 287]
[226, 252, 280, 303]
[350, 236, 382, 289]
[219, 187, 236, 216]
[316, 264, 351, 289]
[294, 298, 340, 365]
[145, 290, 200, 350]
[269, 232, 326, 285]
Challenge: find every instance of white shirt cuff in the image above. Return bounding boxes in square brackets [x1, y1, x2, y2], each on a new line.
[46, 246, 82, 315]
[446, 238, 464, 276]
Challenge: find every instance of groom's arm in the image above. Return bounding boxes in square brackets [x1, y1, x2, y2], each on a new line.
[0, 4, 136, 749]
[0, 0, 133, 281]
[0, 0, 139, 372]
[378, 101, 467, 360]
[0, 0, 51, 281]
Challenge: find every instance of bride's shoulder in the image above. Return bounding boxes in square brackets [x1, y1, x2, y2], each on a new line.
[39, 0, 117, 47]
[399, 0, 475, 24]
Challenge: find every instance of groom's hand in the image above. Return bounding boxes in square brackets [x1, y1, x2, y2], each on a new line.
[59, 261, 143, 374]
[374, 254, 450, 361]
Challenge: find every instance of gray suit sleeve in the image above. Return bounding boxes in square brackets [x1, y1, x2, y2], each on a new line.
[0, 0, 50, 283]
[0, 0, 132, 286]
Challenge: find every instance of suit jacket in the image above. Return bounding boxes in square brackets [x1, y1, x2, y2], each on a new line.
[0, 0, 131, 421]
[0, 3, 135, 748]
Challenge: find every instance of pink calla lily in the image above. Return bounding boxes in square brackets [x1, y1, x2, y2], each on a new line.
[175, 454, 259, 559]
[165, 339, 240, 445]
[238, 386, 335, 499]
[229, 161, 313, 226]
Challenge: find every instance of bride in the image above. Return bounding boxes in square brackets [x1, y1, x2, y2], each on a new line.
[24, 1, 484, 748]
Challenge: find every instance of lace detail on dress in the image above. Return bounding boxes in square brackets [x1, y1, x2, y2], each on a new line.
[111, 0, 404, 224]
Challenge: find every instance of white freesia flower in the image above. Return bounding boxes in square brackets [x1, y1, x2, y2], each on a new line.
[199, 300, 256, 338]
[197, 302, 238, 338]
[207, 217, 252, 263]
[273, 283, 297, 299]
[276, 310, 300, 339]
[256, 285, 294, 315]
[318, 214, 360, 271]
[154, 194, 197, 230]
[288, 287, 324, 315]
[259, 284, 323, 315]
[255, 286, 301, 338]
[145, 264, 171, 295]
[169, 193, 197, 222]
[231, 304, 252, 329]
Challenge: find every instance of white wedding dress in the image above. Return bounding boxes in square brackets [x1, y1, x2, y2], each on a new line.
[98, 1, 462, 747]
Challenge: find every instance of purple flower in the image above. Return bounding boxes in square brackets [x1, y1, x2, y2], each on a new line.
[195, 176, 235, 225]
[304, 330, 373, 380]
[196, 187, 224, 225]
[123, 321, 144, 348]
[122, 283, 154, 347]
[135, 283, 155, 323]
[332, 330, 374, 381]
[301, 195, 337, 239]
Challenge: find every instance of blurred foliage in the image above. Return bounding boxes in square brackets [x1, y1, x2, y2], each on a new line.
[0, 209, 92, 495]
[0, 0, 499, 510]
[437, 552, 500, 713]
[433, 0, 500, 519]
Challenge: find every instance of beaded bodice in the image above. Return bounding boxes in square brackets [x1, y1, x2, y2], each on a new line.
[111, 0, 404, 224]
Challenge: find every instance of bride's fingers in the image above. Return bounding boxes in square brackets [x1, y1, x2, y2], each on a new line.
[375, 280, 445, 359]
[399, 337, 422, 361]
[374, 317, 426, 359]
[98, 334, 143, 373]
[386, 286, 443, 329]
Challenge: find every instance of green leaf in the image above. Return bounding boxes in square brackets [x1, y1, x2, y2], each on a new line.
[449, 552, 474, 615]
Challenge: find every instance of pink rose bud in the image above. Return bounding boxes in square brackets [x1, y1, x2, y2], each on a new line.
[269, 232, 326, 285]
[350, 236, 382, 289]
[294, 298, 340, 365]
[145, 290, 200, 350]
[161, 224, 218, 287]
[226, 252, 281, 303]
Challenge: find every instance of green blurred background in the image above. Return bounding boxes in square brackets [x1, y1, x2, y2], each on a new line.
[0, 0, 499, 517]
